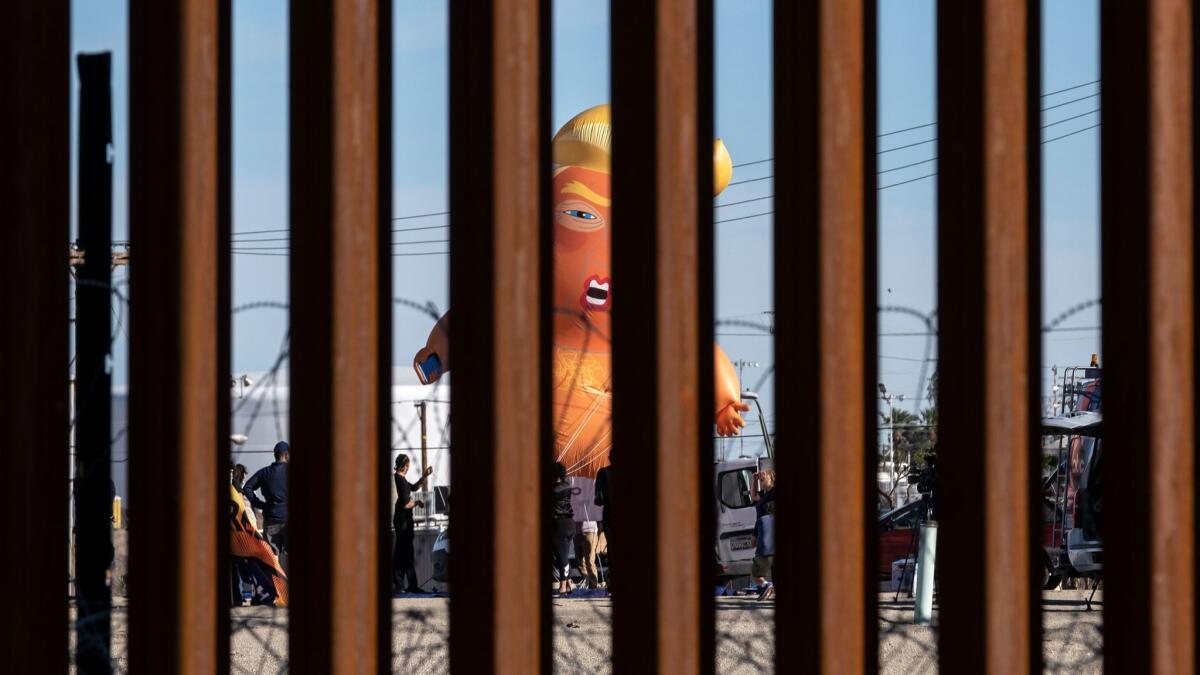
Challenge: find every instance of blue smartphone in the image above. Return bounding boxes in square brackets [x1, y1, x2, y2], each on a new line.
[418, 353, 443, 383]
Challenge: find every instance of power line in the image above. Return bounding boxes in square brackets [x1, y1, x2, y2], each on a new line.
[1041, 79, 1100, 97]
[1039, 91, 1100, 113]
[1041, 122, 1101, 146]
[393, 210, 448, 221]
[233, 250, 451, 257]
[714, 194, 773, 208]
[1041, 108, 1099, 130]
[879, 156, 937, 175]
[733, 83, 1102, 170]
[878, 172, 938, 191]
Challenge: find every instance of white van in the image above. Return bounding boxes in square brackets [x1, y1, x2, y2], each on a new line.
[715, 392, 773, 579]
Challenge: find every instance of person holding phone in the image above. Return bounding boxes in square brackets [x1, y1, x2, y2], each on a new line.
[749, 469, 776, 591]
[393, 454, 433, 593]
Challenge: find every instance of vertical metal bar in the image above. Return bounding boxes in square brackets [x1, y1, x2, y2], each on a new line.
[128, 0, 224, 671]
[774, 0, 870, 672]
[862, 3, 881, 673]
[1024, 5, 1043, 673]
[610, 0, 711, 671]
[695, 3, 717, 673]
[289, 0, 383, 671]
[0, 2, 70, 671]
[216, 0, 233, 672]
[1101, 1, 1195, 672]
[448, 0, 549, 670]
[376, 0, 394, 670]
[936, 0, 1037, 671]
[75, 50, 115, 675]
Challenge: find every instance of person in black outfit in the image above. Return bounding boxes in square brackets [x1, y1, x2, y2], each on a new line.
[393, 453, 433, 593]
[593, 452, 612, 573]
[242, 441, 290, 569]
[551, 462, 575, 595]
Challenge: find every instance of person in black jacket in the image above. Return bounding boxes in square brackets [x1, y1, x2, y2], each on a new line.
[551, 462, 575, 594]
[593, 452, 612, 574]
[393, 453, 433, 593]
[242, 441, 290, 568]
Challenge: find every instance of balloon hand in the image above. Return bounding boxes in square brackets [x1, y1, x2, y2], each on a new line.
[716, 401, 751, 437]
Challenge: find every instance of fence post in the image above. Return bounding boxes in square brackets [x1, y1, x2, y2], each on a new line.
[774, 1, 874, 671]
[289, 0, 387, 671]
[610, 0, 714, 671]
[128, 0, 228, 671]
[1101, 1, 1195, 672]
[935, 1, 1040, 671]
[0, 3, 71, 671]
[447, 0, 550, 671]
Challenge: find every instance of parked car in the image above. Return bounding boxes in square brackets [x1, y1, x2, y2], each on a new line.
[877, 454, 1076, 588]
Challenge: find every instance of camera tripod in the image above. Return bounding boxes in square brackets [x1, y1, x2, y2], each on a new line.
[893, 493, 934, 602]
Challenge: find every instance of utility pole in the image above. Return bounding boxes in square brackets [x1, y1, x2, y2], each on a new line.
[74, 51, 113, 674]
[878, 383, 906, 494]
[417, 400, 429, 525]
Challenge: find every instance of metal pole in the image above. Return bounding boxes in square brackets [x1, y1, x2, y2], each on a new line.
[936, 0, 1040, 669]
[913, 522, 937, 625]
[75, 51, 114, 675]
[128, 0, 229, 667]
[1, 4, 71, 667]
[774, 0, 873, 670]
[611, 0, 714, 669]
[448, 0, 550, 670]
[418, 401, 429, 526]
[289, 0, 388, 669]
[1101, 1, 1195, 671]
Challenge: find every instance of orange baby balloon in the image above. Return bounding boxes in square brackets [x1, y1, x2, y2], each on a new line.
[414, 105, 747, 481]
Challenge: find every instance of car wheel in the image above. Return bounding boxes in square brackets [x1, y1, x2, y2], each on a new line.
[1040, 559, 1061, 590]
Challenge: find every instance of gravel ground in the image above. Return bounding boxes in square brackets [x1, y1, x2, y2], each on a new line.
[83, 591, 1104, 673]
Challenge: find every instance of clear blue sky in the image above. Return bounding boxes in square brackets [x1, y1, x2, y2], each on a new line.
[72, 1, 1101, 440]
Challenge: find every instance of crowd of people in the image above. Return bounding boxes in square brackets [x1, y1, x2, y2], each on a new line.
[231, 442, 773, 600]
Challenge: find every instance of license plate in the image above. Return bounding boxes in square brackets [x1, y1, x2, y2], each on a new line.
[730, 535, 754, 551]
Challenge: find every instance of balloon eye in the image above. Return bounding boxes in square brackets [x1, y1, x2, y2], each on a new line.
[563, 209, 596, 220]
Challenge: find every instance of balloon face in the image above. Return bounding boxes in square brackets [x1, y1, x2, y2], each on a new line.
[553, 166, 612, 339]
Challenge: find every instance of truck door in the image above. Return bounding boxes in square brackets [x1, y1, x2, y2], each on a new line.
[715, 462, 758, 570]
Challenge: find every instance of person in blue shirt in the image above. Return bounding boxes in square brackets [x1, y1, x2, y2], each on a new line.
[242, 441, 290, 569]
[749, 469, 775, 589]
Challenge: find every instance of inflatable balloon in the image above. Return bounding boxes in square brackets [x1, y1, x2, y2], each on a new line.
[414, 104, 749, 479]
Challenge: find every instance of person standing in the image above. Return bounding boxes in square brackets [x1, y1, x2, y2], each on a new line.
[593, 452, 612, 571]
[575, 519, 600, 589]
[749, 469, 776, 590]
[231, 463, 248, 493]
[242, 442, 290, 570]
[551, 462, 576, 595]
[393, 454, 433, 593]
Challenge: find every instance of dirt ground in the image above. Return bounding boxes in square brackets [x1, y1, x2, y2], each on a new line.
[79, 591, 1103, 673]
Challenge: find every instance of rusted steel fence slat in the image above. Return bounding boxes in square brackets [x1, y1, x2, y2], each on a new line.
[936, 0, 1038, 671]
[611, 0, 712, 671]
[773, 1, 872, 671]
[289, 0, 384, 671]
[0, 3, 71, 671]
[448, 0, 549, 671]
[129, 0, 226, 671]
[1101, 1, 1195, 672]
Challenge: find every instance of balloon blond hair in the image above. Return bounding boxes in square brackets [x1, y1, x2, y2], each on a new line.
[552, 104, 734, 196]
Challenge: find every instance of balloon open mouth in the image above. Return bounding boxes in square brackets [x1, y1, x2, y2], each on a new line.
[580, 275, 611, 312]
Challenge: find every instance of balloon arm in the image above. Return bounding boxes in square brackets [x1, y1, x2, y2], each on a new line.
[714, 343, 749, 436]
[413, 312, 451, 384]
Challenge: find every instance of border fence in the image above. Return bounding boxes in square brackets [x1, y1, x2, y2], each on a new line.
[3, 0, 1196, 672]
